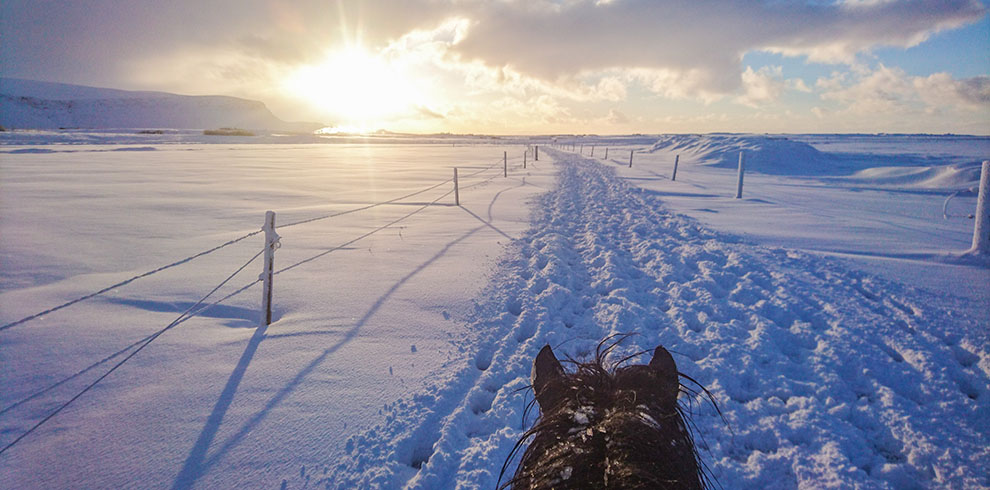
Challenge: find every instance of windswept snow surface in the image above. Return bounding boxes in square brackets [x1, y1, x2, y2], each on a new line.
[1, 137, 987, 489]
[327, 149, 988, 489]
[0, 143, 547, 488]
[630, 134, 989, 304]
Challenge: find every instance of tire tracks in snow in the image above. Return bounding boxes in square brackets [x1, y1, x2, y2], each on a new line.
[327, 151, 988, 489]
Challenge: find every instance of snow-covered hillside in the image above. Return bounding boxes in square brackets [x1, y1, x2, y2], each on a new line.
[0, 78, 321, 131]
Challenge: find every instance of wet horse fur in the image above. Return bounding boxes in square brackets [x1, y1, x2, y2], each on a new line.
[503, 343, 706, 489]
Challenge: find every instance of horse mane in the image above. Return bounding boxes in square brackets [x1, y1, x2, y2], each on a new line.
[499, 338, 713, 489]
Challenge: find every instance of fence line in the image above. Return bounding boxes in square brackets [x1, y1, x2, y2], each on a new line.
[0, 248, 266, 456]
[275, 188, 456, 277]
[0, 155, 510, 333]
[0, 279, 266, 418]
[0, 332, 156, 416]
[0, 230, 262, 332]
[275, 155, 503, 230]
[0, 180, 480, 426]
[0, 148, 535, 454]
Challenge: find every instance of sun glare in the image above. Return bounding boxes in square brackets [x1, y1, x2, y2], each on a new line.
[283, 47, 422, 129]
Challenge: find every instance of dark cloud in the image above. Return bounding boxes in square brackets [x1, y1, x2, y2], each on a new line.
[1, 0, 984, 100]
[448, 0, 985, 93]
[0, 0, 434, 86]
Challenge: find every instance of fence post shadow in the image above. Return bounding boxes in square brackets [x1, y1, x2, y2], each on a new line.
[171, 322, 269, 490]
[168, 221, 490, 484]
[169, 160, 532, 486]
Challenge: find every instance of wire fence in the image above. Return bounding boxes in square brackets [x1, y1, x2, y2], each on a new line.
[0, 147, 540, 456]
[554, 143, 990, 254]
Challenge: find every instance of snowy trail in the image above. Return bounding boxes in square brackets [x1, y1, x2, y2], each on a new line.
[327, 150, 988, 489]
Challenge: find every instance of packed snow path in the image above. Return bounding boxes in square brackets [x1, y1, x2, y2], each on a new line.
[327, 150, 988, 489]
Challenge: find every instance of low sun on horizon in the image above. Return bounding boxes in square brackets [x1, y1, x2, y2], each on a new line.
[282, 45, 428, 132]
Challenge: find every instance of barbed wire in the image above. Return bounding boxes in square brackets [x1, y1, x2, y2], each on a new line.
[0, 230, 262, 332]
[0, 278, 264, 418]
[0, 248, 265, 456]
[942, 189, 976, 219]
[275, 188, 456, 276]
[0, 149, 532, 456]
[276, 179, 454, 230]
[0, 154, 511, 333]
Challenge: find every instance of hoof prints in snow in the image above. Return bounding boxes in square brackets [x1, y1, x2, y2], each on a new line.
[326, 151, 988, 489]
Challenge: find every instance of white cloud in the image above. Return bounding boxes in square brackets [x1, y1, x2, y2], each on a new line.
[788, 78, 812, 93]
[736, 66, 786, 108]
[7, 0, 986, 132]
[603, 108, 629, 125]
[913, 73, 990, 112]
[817, 64, 990, 115]
[734, 66, 815, 108]
[447, 0, 985, 89]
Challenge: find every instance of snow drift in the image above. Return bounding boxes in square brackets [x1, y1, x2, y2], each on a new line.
[648, 134, 839, 176]
[0, 78, 321, 132]
[838, 162, 985, 191]
[648, 133, 986, 191]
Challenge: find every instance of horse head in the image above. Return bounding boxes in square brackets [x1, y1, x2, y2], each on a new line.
[505, 343, 706, 489]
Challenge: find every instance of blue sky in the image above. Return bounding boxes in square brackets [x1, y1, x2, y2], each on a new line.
[743, 13, 989, 80]
[2, 0, 988, 134]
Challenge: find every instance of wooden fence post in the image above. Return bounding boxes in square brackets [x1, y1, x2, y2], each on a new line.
[629, 150, 634, 168]
[261, 211, 277, 326]
[524, 151, 527, 169]
[735, 151, 745, 199]
[672, 154, 679, 181]
[535, 145, 539, 161]
[604, 148, 608, 160]
[971, 160, 990, 254]
[504, 151, 507, 177]
[454, 168, 460, 206]
[591, 146, 595, 157]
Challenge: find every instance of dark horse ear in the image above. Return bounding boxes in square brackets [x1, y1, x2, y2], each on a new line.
[532, 345, 565, 409]
[649, 345, 680, 404]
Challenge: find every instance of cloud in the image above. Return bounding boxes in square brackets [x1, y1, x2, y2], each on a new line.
[2, 0, 986, 132]
[736, 66, 786, 108]
[414, 105, 446, 119]
[913, 73, 990, 111]
[448, 0, 985, 91]
[5, 0, 984, 97]
[625, 68, 725, 103]
[816, 64, 990, 123]
[604, 109, 630, 125]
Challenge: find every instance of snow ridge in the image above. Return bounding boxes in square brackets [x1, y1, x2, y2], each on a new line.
[326, 150, 988, 489]
[649, 134, 838, 176]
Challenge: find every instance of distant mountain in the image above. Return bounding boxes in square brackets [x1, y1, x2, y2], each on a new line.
[0, 78, 322, 132]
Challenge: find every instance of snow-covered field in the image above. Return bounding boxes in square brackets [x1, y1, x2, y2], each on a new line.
[1, 135, 987, 489]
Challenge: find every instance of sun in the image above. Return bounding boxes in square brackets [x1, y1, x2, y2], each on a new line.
[283, 47, 422, 129]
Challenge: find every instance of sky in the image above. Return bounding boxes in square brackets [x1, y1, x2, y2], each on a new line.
[2, 0, 988, 134]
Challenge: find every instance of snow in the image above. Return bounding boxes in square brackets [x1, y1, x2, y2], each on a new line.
[1, 134, 987, 489]
[625, 134, 990, 304]
[0, 78, 319, 131]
